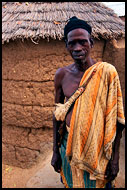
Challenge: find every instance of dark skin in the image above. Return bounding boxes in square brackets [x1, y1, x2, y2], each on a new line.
[51, 28, 124, 182]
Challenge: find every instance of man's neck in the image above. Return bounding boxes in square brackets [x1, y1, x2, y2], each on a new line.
[74, 57, 95, 72]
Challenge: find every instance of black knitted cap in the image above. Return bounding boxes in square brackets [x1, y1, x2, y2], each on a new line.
[64, 16, 92, 40]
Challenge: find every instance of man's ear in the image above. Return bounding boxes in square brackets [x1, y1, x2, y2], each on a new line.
[65, 40, 68, 48]
[90, 37, 94, 48]
[63, 37, 68, 48]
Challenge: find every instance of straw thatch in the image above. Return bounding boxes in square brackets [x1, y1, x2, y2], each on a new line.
[2, 2, 125, 44]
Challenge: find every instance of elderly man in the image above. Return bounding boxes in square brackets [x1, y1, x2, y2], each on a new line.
[51, 16, 125, 188]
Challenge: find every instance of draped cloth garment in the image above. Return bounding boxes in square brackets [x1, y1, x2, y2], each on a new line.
[61, 62, 125, 188]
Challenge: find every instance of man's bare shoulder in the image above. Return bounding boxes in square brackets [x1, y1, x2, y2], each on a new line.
[55, 64, 74, 79]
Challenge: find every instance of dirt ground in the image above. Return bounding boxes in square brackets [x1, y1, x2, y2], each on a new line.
[2, 130, 125, 188]
[2, 147, 54, 188]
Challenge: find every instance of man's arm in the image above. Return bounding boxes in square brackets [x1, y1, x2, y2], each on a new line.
[51, 68, 65, 173]
[105, 121, 125, 181]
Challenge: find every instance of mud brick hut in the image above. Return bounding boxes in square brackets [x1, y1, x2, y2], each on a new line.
[2, 2, 125, 168]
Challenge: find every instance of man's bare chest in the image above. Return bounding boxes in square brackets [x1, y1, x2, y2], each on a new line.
[61, 72, 84, 99]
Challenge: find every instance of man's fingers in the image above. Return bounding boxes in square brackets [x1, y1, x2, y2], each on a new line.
[54, 167, 61, 173]
[105, 172, 117, 181]
[54, 163, 61, 173]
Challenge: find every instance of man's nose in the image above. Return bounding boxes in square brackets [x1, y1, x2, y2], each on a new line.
[73, 43, 82, 51]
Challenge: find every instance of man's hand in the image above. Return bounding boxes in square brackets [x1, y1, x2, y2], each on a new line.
[105, 122, 124, 182]
[51, 152, 62, 173]
[105, 159, 119, 181]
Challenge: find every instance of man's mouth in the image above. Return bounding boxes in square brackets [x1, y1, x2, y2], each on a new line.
[73, 54, 85, 59]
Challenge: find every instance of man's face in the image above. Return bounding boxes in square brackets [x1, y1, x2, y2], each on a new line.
[66, 28, 92, 63]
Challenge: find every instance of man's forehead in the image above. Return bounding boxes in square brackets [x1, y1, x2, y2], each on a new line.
[67, 28, 90, 40]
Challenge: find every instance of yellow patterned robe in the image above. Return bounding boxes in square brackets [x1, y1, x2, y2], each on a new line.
[65, 62, 125, 188]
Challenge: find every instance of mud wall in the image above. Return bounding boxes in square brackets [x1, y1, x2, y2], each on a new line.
[2, 38, 72, 168]
[2, 38, 124, 168]
[103, 38, 125, 108]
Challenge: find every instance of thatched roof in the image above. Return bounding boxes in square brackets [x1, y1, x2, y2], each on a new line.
[2, 2, 125, 44]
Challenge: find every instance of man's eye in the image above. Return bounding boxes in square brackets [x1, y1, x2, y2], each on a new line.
[67, 40, 88, 47]
[79, 40, 88, 45]
[68, 41, 75, 46]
